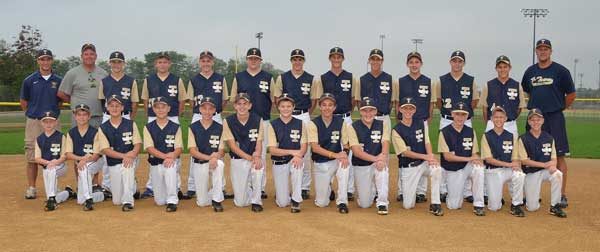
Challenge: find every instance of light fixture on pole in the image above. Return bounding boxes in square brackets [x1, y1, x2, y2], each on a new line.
[521, 8, 549, 64]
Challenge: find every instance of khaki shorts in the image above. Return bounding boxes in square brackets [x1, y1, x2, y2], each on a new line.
[24, 118, 61, 163]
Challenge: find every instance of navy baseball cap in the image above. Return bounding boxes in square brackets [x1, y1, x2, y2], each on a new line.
[106, 94, 124, 104]
[81, 43, 96, 53]
[277, 93, 295, 105]
[450, 50, 466, 62]
[73, 103, 90, 113]
[246, 48, 262, 59]
[369, 49, 383, 59]
[109, 51, 125, 62]
[290, 49, 305, 59]
[41, 111, 58, 121]
[200, 96, 216, 107]
[495, 55, 510, 66]
[451, 102, 469, 115]
[329, 47, 344, 58]
[318, 93, 336, 104]
[400, 97, 417, 108]
[406, 51, 422, 63]
[152, 96, 169, 106]
[536, 39, 552, 49]
[234, 93, 251, 103]
[36, 49, 53, 59]
[199, 50, 214, 59]
[491, 105, 506, 114]
[527, 108, 544, 119]
[359, 97, 377, 110]
[155, 51, 171, 61]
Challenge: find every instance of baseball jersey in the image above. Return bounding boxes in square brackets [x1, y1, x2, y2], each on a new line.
[230, 70, 274, 120]
[392, 120, 430, 168]
[188, 120, 224, 163]
[348, 119, 390, 166]
[267, 117, 307, 163]
[141, 73, 187, 117]
[521, 62, 576, 113]
[35, 130, 65, 163]
[316, 70, 358, 114]
[481, 130, 518, 168]
[435, 73, 479, 119]
[274, 71, 319, 111]
[97, 119, 141, 166]
[98, 74, 139, 114]
[307, 116, 349, 163]
[222, 113, 264, 159]
[358, 71, 397, 115]
[187, 72, 228, 114]
[20, 71, 63, 119]
[143, 120, 183, 166]
[396, 74, 435, 120]
[438, 125, 478, 171]
[517, 131, 557, 174]
[65, 126, 99, 157]
[480, 78, 525, 121]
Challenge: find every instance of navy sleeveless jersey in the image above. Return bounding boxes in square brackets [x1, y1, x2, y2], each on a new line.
[102, 75, 135, 114]
[519, 131, 554, 174]
[225, 113, 262, 159]
[145, 120, 180, 166]
[440, 125, 475, 171]
[270, 117, 304, 163]
[146, 73, 181, 117]
[483, 130, 514, 169]
[100, 119, 135, 166]
[359, 72, 393, 115]
[485, 78, 521, 121]
[68, 126, 98, 157]
[439, 73, 475, 119]
[37, 131, 63, 162]
[235, 70, 273, 120]
[398, 74, 432, 120]
[351, 119, 384, 166]
[311, 116, 344, 163]
[190, 72, 225, 113]
[320, 70, 354, 114]
[393, 120, 427, 168]
[189, 120, 223, 162]
[281, 71, 314, 111]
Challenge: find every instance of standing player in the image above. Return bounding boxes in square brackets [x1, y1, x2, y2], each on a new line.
[97, 95, 142, 211]
[517, 108, 567, 218]
[438, 102, 485, 216]
[35, 111, 75, 211]
[64, 104, 107, 211]
[274, 49, 319, 200]
[347, 97, 390, 215]
[188, 97, 226, 212]
[229, 48, 274, 199]
[140, 52, 187, 199]
[267, 94, 308, 213]
[313, 46, 359, 201]
[143, 97, 183, 212]
[521, 39, 576, 208]
[356, 48, 397, 128]
[20, 49, 62, 199]
[480, 55, 525, 135]
[308, 93, 351, 213]
[392, 97, 443, 216]
[481, 106, 526, 217]
[222, 93, 265, 212]
[394, 52, 435, 203]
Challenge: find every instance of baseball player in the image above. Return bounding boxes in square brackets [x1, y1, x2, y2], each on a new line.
[64, 104, 107, 211]
[143, 97, 183, 212]
[97, 95, 142, 211]
[98, 51, 140, 197]
[140, 52, 187, 199]
[356, 48, 397, 128]
[222, 93, 265, 212]
[517, 108, 567, 218]
[229, 47, 274, 199]
[267, 93, 308, 213]
[392, 97, 443, 216]
[394, 52, 435, 203]
[184, 50, 230, 200]
[521, 39, 576, 208]
[347, 97, 390, 215]
[273, 49, 319, 200]
[188, 96, 226, 212]
[313, 46, 359, 201]
[438, 102, 485, 216]
[20, 49, 63, 200]
[481, 106, 526, 217]
[308, 93, 351, 213]
[35, 111, 75, 211]
[480, 56, 525, 135]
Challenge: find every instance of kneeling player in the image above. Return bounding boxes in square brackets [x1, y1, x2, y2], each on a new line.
[481, 106, 525, 217]
[517, 108, 566, 218]
[438, 102, 485, 216]
[392, 97, 443, 216]
[348, 97, 390, 215]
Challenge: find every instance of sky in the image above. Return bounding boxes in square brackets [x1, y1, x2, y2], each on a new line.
[1, 0, 599, 89]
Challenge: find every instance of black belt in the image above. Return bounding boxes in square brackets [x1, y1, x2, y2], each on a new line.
[334, 112, 351, 117]
[441, 114, 453, 120]
[376, 112, 389, 116]
[193, 159, 209, 164]
[400, 160, 424, 168]
[272, 159, 291, 165]
[292, 109, 308, 115]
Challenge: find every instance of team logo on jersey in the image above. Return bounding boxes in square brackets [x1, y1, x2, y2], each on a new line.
[340, 80, 351, 91]
[460, 87, 471, 99]
[301, 83, 311, 95]
[415, 129, 424, 143]
[194, 94, 204, 105]
[51, 81, 58, 89]
[209, 135, 220, 148]
[418, 85, 429, 97]
[249, 129, 259, 142]
[371, 130, 382, 143]
[259, 81, 269, 93]
[507, 88, 518, 100]
[83, 144, 94, 155]
[542, 143, 552, 156]
[462, 138, 473, 150]
[379, 82, 390, 94]
[165, 135, 175, 148]
[212, 82, 223, 93]
[121, 88, 131, 100]
[502, 141, 513, 154]
[122, 132, 133, 145]
[148, 97, 156, 108]
[331, 131, 340, 143]
[290, 129, 301, 143]
[50, 144, 61, 156]
[167, 85, 177, 97]
[531, 76, 554, 87]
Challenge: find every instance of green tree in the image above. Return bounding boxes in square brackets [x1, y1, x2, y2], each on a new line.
[0, 25, 43, 101]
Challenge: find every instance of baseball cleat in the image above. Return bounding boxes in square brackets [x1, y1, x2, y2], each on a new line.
[184, 190, 196, 199]
[377, 205, 388, 215]
[301, 190, 310, 200]
[25, 187, 37, 199]
[65, 186, 77, 200]
[440, 193, 447, 203]
[140, 188, 153, 199]
[329, 190, 336, 201]
[396, 194, 403, 202]
[484, 196, 489, 205]
[291, 200, 301, 213]
[337, 203, 349, 214]
[83, 198, 94, 211]
[347, 192, 355, 201]
[177, 190, 185, 200]
[261, 191, 268, 199]
[132, 191, 139, 200]
[251, 204, 263, 212]
[44, 197, 57, 211]
[550, 205, 567, 218]
[416, 194, 427, 203]
[429, 204, 444, 216]
[510, 204, 525, 217]
[559, 195, 568, 208]
[92, 184, 103, 193]
[464, 196, 474, 204]
[223, 191, 234, 199]
[212, 200, 224, 212]
[166, 203, 177, 212]
[122, 203, 134, 212]
[473, 206, 486, 216]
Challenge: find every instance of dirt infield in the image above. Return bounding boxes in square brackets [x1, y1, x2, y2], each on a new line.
[1, 155, 599, 252]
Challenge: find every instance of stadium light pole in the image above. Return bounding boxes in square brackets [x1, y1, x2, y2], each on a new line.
[380, 34, 386, 51]
[574, 59, 579, 85]
[255, 32, 263, 49]
[521, 8, 549, 65]
[411, 38, 424, 52]
[578, 73, 584, 89]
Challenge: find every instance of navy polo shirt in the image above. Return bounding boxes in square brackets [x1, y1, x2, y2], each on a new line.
[521, 62, 575, 113]
[20, 71, 63, 119]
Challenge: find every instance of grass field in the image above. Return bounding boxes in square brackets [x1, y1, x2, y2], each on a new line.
[1, 108, 599, 158]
